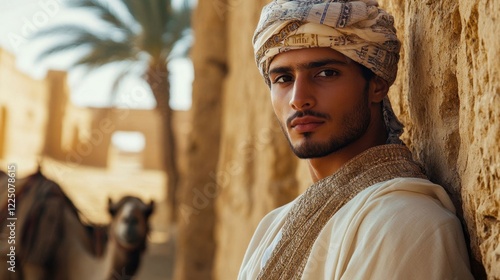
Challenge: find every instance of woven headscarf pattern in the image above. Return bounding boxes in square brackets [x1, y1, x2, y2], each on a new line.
[253, 0, 401, 85]
[252, 0, 404, 143]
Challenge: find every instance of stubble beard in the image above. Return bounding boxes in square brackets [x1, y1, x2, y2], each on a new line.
[279, 92, 371, 159]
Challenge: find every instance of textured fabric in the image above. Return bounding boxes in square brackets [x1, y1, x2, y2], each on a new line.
[238, 177, 474, 280]
[254, 144, 427, 279]
[253, 0, 405, 144]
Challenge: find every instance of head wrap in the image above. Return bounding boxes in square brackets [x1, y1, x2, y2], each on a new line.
[253, 0, 404, 144]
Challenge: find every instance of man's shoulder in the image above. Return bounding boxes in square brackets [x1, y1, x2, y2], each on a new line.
[325, 178, 473, 279]
[354, 177, 461, 234]
[251, 198, 298, 236]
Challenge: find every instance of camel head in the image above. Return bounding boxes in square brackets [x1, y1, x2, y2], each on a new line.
[108, 196, 154, 252]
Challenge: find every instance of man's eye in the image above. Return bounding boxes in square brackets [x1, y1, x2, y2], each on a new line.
[273, 75, 293, 84]
[316, 70, 338, 77]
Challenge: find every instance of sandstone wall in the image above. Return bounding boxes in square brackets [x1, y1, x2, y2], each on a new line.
[380, 0, 499, 277]
[0, 48, 60, 171]
[185, 0, 499, 279]
[173, 0, 226, 279]
[0, 48, 179, 173]
[60, 106, 169, 170]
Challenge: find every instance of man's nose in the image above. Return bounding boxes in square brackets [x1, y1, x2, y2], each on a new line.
[289, 76, 315, 110]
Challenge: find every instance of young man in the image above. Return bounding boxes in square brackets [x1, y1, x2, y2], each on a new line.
[238, 0, 473, 279]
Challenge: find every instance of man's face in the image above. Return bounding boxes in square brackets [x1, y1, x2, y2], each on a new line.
[268, 47, 372, 159]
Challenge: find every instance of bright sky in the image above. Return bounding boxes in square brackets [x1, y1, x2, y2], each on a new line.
[0, 0, 193, 110]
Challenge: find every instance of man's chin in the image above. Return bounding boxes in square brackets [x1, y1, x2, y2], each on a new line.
[289, 136, 356, 159]
[291, 143, 336, 159]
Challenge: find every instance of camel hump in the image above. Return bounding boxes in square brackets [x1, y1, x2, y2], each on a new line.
[17, 171, 71, 266]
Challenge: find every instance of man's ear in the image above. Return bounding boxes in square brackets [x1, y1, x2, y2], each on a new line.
[368, 76, 389, 103]
[108, 197, 117, 216]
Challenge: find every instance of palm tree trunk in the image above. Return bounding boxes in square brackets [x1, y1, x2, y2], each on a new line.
[146, 60, 178, 224]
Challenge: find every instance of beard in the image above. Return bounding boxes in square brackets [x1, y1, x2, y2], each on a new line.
[279, 90, 371, 159]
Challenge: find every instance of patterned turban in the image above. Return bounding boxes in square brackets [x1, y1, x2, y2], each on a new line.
[253, 0, 404, 144]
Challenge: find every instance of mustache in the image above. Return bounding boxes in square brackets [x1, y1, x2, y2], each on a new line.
[286, 110, 330, 127]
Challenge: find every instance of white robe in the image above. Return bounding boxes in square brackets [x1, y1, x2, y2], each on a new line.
[238, 177, 474, 279]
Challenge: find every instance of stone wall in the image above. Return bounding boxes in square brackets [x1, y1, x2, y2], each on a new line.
[173, 0, 226, 279]
[381, 0, 498, 277]
[184, 0, 499, 279]
[0, 47, 53, 169]
[59, 106, 169, 170]
[0, 48, 182, 173]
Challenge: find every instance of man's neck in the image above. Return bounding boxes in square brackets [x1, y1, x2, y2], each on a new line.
[307, 144, 373, 182]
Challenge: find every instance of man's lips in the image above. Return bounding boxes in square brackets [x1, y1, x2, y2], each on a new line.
[290, 116, 325, 133]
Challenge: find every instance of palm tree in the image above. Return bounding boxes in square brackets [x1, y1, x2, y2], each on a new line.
[32, 0, 192, 224]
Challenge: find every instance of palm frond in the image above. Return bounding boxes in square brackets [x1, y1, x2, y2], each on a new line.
[162, 3, 191, 51]
[30, 24, 106, 40]
[121, 0, 191, 59]
[167, 40, 192, 62]
[121, 0, 151, 30]
[65, 0, 135, 35]
[30, 0, 192, 101]
[108, 61, 142, 104]
[33, 31, 106, 63]
[75, 39, 140, 68]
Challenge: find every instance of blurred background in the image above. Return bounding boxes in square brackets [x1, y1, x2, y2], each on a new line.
[0, 0, 193, 279]
[0, 0, 499, 279]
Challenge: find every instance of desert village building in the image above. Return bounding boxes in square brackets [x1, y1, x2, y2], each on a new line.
[0, 47, 165, 171]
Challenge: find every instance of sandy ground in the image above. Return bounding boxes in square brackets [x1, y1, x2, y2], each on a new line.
[2, 149, 175, 279]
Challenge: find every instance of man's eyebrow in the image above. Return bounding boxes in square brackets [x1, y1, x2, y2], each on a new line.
[269, 66, 293, 76]
[269, 58, 349, 75]
[304, 59, 349, 69]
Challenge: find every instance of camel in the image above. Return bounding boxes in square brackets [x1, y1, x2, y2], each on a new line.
[0, 169, 154, 280]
